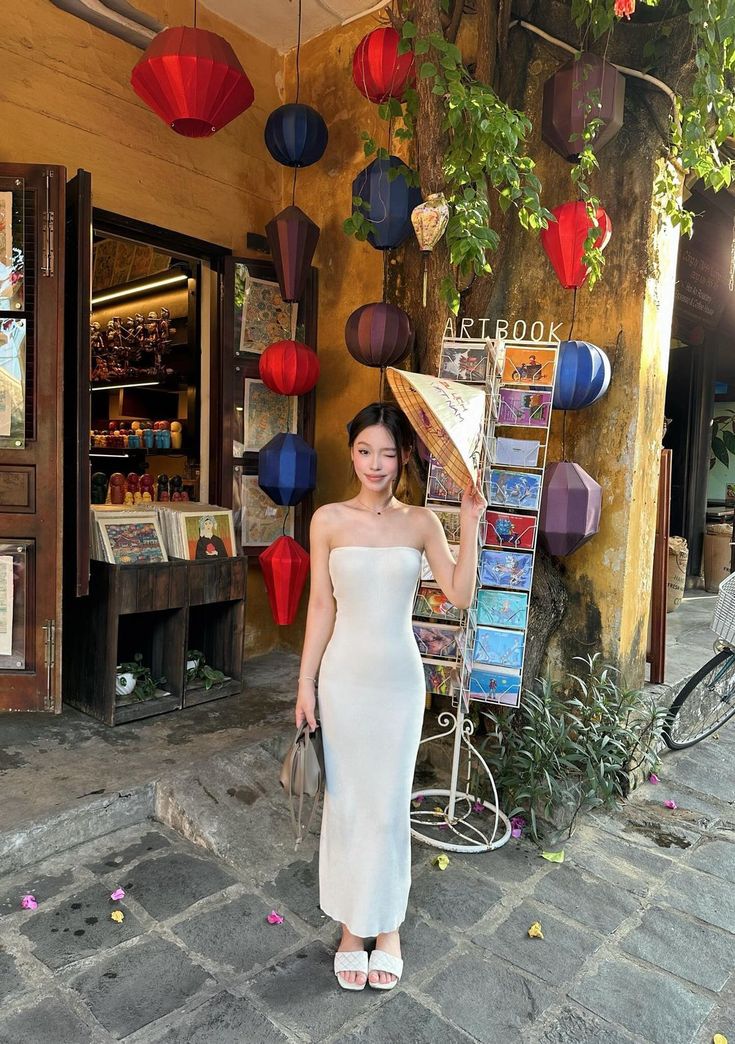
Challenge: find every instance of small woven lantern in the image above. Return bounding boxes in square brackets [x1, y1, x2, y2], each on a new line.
[264, 103, 328, 168]
[411, 193, 450, 306]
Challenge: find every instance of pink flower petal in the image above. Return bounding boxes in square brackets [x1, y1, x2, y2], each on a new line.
[510, 815, 526, 838]
[110, 888, 126, 901]
[413, 794, 424, 804]
[511, 825, 522, 838]
[648, 773, 660, 785]
[472, 800, 484, 814]
[663, 799, 678, 809]
[20, 895, 38, 910]
[266, 910, 284, 924]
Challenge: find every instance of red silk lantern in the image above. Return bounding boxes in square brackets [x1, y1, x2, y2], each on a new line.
[540, 202, 612, 289]
[259, 536, 310, 625]
[259, 340, 319, 396]
[352, 26, 415, 104]
[266, 205, 320, 303]
[131, 27, 255, 137]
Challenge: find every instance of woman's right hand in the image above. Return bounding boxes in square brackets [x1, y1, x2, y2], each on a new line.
[295, 680, 318, 733]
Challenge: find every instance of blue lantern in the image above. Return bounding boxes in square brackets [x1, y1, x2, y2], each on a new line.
[352, 155, 422, 250]
[553, 340, 611, 410]
[258, 433, 316, 506]
[264, 103, 328, 168]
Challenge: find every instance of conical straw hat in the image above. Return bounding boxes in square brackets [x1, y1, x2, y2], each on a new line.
[386, 367, 486, 489]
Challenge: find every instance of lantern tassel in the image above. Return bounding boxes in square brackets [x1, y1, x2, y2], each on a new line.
[422, 257, 428, 307]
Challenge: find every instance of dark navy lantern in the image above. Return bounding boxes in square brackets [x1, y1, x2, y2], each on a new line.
[264, 103, 328, 168]
[352, 155, 422, 250]
[258, 433, 317, 506]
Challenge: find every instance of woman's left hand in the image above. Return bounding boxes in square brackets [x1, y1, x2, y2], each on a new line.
[460, 479, 487, 527]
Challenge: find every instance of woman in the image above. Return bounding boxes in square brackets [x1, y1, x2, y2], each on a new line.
[295, 401, 485, 991]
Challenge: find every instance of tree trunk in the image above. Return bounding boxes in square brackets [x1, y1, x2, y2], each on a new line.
[523, 549, 568, 689]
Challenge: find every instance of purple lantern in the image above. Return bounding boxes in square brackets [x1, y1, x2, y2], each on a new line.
[265, 205, 320, 303]
[345, 302, 414, 367]
[542, 52, 625, 162]
[538, 461, 602, 557]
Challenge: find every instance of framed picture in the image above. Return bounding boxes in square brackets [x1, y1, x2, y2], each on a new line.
[175, 510, 237, 560]
[241, 475, 294, 547]
[479, 549, 533, 591]
[414, 584, 462, 623]
[494, 436, 540, 468]
[421, 545, 458, 582]
[95, 513, 168, 565]
[487, 468, 542, 511]
[238, 273, 296, 356]
[502, 347, 555, 386]
[468, 666, 521, 706]
[439, 340, 488, 383]
[430, 506, 461, 544]
[476, 589, 528, 629]
[240, 378, 297, 454]
[473, 626, 525, 669]
[427, 459, 462, 503]
[413, 621, 461, 660]
[485, 510, 537, 550]
[424, 662, 458, 697]
[498, 388, 552, 428]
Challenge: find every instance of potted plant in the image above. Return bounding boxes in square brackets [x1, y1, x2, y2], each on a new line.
[115, 653, 165, 703]
[185, 649, 228, 691]
[476, 655, 667, 843]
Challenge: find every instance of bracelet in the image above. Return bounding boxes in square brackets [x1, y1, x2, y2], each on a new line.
[298, 675, 316, 683]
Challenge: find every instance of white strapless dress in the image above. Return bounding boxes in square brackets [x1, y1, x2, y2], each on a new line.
[318, 545, 425, 937]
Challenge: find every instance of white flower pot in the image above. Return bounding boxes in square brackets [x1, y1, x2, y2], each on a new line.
[115, 671, 136, 697]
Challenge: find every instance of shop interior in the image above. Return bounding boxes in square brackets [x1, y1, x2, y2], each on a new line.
[88, 233, 202, 505]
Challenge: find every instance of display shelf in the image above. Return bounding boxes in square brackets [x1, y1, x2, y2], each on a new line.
[64, 557, 246, 725]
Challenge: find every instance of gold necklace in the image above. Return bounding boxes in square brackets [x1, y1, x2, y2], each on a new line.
[355, 495, 394, 516]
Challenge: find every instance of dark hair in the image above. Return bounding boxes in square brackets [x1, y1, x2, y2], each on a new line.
[347, 401, 415, 492]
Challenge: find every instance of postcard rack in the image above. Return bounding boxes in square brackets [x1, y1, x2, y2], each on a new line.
[410, 334, 560, 852]
[64, 557, 246, 725]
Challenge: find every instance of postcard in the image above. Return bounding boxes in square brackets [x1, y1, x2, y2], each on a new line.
[476, 589, 528, 629]
[439, 340, 488, 383]
[241, 475, 294, 547]
[238, 272, 296, 355]
[424, 662, 459, 697]
[468, 666, 522, 706]
[413, 622, 461, 660]
[479, 549, 533, 591]
[473, 626, 525, 670]
[494, 436, 540, 468]
[502, 347, 555, 386]
[414, 584, 462, 623]
[427, 459, 463, 503]
[421, 545, 458, 582]
[241, 378, 297, 454]
[498, 388, 552, 428]
[97, 515, 168, 565]
[487, 469, 542, 510]
[430, 507, 461, 544]
[485, 510, 537, 550]
[180, 510, 236, 560]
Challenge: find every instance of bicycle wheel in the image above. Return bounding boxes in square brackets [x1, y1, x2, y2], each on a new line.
[663, 649, 735, 749]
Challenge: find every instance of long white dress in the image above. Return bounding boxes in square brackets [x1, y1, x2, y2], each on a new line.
[317, 545, 425, 937]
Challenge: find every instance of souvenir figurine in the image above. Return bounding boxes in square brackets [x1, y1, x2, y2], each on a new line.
[91, 472, 108, 505]
[109, 472, 126, 505]
[170, 421, 183, 450]
[156, 473, 169, 502]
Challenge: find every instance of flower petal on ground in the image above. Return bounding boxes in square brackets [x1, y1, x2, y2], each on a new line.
[663, 799, 678, 809]
[648, 773, 660, 785]
[541, 850, 564, 863]
[110, 910, 125, 923]
[433, 853, 450, 870]
[20, 895, 37, 910]
[267, 910, 284, 924]
[528, 921, 544, 939]
[110, 888, 126, 901]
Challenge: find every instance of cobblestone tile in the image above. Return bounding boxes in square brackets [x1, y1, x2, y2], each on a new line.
[123, 851, 238, 921]
[619, 905, 735, 991]
[138, 991, 291, 1043]
[84, 830, 171, 876]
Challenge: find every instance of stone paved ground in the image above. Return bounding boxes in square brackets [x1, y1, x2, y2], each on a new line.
[0, 704, 733, 1044]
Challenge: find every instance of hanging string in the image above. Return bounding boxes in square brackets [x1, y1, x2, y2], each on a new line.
[567, 287, 578, 341]
[562, 410, 568, 462]
[193, 0, 197, 28]
[379, 366, 386, 403]
[291, 166, 298, 207]
[282, 505, 291, 537]
[291, 0, 303, 208]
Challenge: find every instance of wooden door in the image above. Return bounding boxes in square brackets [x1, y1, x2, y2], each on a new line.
[0, 164, 65, 711]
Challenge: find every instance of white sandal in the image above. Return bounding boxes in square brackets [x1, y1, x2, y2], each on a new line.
[367, 949, 403, 990]
[334, 950, 369, 991]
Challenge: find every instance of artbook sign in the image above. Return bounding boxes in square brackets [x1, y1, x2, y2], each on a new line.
[443, 317, 563, 343]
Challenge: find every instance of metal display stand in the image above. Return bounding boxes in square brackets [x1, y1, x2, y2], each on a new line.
[410, 334, 559, 853]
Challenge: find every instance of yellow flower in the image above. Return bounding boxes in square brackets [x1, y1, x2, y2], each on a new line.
[527, 921, 544, 939]
[433, 853, 450, 870]
[110, 910, 125, 923]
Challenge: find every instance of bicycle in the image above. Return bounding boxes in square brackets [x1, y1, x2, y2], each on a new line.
[663, 571, 735, 749]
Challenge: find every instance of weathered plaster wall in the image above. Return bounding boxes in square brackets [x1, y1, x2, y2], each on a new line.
[1, 0, 284, 246]
[491, 32, 679, 684]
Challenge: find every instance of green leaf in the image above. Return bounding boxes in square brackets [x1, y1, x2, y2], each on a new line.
[420, 61, 437, 78]
[723, 430, 735, 454]
[402, 19, 416, 38]
[713, 435, 730, 467]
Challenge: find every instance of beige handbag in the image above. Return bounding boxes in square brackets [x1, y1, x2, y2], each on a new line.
[279, 722, 325, 847]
